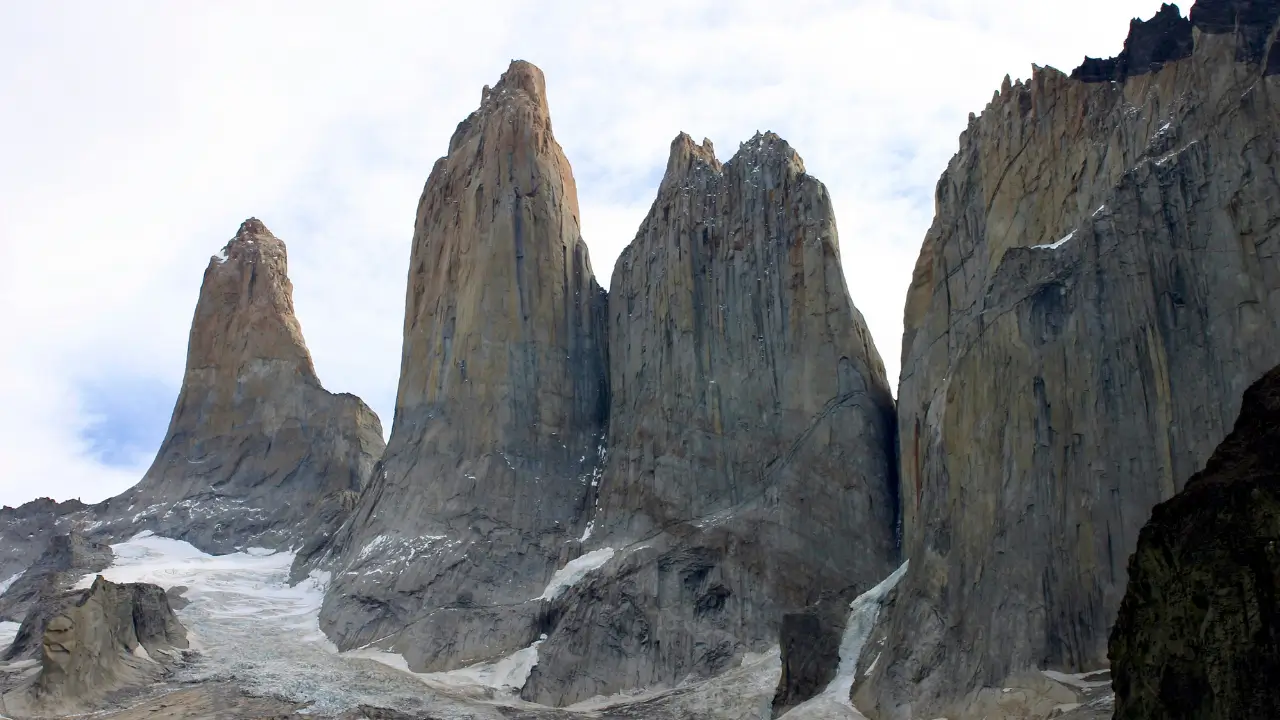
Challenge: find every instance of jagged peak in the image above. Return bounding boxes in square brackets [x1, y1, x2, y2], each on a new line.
[1071, 3, 1192, 83]
[1070, 0, 1280, 83]
[212, 217, 284, 266]
[726, 131, 806, 175]
[659, 132, 720, 190]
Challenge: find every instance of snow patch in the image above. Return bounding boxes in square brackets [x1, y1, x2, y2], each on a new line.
[345, 635, 546, 695]
[0, 621, 19, 652]
[132, 643, 154, 663]
[578, 521, 594, 543]
[1032, 230, 1075, 251]
[539, 548, 615, 601]
[1093, 204, 1107, 218]
[0, 572, 22, 596]
[779, 561, 910, 719]
[1042, 669, 1111, 690]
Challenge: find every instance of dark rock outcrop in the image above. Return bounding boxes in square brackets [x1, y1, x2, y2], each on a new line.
[316, 60, 610, 671]
[0, 576, 188, 717]
[523, 132, 898, 705]
[1190, 0, 1280, 68]
[858, 2, 1280, 718]
[771, 591, 857, 717]
[1072, 4, 1194, 83]
[92, 219, 385, 555]
[1110, 364, 1280, 720]
[0, 532, 111, 627]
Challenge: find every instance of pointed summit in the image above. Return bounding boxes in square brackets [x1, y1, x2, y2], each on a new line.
[448, 60, 554, 154]
[319, 59, 609, 673]
[92, 220, 385, 554]
[193, 218, 318, 385]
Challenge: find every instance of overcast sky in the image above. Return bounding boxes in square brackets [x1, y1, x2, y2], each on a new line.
[0, 0, 1166, 508]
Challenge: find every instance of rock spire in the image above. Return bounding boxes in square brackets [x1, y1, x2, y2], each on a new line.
[316, 60, 610, 671]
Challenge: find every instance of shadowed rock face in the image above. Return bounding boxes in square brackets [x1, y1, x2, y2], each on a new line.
[1072, 4, 1193, 82]
[316, 60, 610, 671]
[1110, 364, 1280, 720]
[91, 219, 385, 555]
[1191, 0, 1280, 69]
[522, 132, 898, 706]
[0, 533, 111, 629]
[1, 576, 188, 717]
[857, 2, 1280, 718]
[0, 499, 87, 589]
[1073, 1, 1280, 82]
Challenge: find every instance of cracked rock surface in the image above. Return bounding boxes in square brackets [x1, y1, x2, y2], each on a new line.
[858, 2, 1280, 717]
[525, 131, 898, 706]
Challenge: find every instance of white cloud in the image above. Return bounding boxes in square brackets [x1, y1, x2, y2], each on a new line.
[0, 0, 1165, 506]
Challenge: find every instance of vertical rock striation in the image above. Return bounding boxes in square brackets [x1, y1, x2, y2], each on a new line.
[316, 60, 610, 671]
[524, 132, 898, 705]
[858, 2, 1280, 717]
[94, 219, 385, 555]
[1110, 363, 1280, 720]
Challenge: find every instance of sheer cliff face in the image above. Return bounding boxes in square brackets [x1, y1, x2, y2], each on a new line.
[523, 133, 898, 706]
[1110, 363, 1280, 720]
[317, 61, 610, 670]
[95, 219, 385, 554]
[858, 3, 1280, 717]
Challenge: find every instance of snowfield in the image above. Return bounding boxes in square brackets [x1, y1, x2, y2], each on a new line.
[75, 532, 554, 716]
[539, 547, 614, 600]
[54, 532, 911, 718]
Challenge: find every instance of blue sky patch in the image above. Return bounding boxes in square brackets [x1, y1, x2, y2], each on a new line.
[79, 375, 177, 469]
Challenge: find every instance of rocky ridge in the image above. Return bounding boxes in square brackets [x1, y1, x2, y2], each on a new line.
[856, 1, 1280, 717]
[523, 131, 899, 705]
[1109, 362, 1280, 719]
[315, 60, 611, 672]
[90, 219, 385, 555]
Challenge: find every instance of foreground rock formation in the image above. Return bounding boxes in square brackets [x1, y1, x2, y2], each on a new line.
[525, 132, 898, 705]
[0, 576, 188, 718]
[92, 219, 385, 555]
[317, 60, 610, 669]
[858, 1, 1280, 717]
[1110, 363, 1280, 719]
